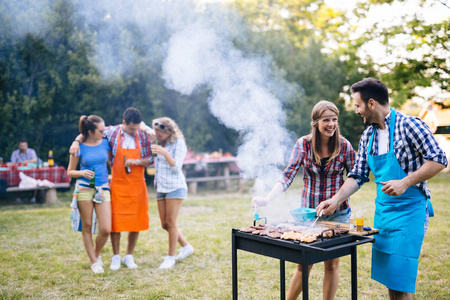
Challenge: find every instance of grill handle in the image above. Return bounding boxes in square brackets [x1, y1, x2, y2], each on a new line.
[321, 237, 375, 252]
[320, 229, 335, 241]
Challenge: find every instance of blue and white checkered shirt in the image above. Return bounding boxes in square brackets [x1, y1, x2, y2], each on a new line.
[348, 109, 448, 199]
[154, 138, 188, 193]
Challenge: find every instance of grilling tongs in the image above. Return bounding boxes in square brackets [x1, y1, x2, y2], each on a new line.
[308, 209, 324, 231]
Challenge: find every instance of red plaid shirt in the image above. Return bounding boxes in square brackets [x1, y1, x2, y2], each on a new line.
[278, 136, 355, 212]
[103, 125, 153, 166]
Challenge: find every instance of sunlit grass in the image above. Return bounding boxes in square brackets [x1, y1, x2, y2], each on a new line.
[0, 173, 449, 299]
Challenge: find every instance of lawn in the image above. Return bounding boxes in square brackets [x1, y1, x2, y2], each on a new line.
[0, 173, 449, 299]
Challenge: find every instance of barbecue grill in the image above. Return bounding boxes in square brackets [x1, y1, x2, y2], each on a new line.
[232, 227, 376, 300]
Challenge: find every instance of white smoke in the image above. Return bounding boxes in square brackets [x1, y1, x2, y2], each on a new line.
[160, 3, 296, 195]
[2, 0, 301, 199]
[0, 0, 50, 39]
[77, 0, 298, 195]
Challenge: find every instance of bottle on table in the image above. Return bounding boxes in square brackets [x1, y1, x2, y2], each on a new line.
[48, 150, 54, 167]
[89, 168, 95, 188]
[152, 138, 158, 157]
[349, 214, 355, 230]
[124, 155, 131, 174]
[356, 211, 364, 232]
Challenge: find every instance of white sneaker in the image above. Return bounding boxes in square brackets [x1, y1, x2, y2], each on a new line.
[91, 261, 104, 273]
[176, 244, 194, 261]
[96, 256, 103, 267]
[123, 254, 138, 269]
[110, 254, 121, 271]
[158, 256, 176, 269]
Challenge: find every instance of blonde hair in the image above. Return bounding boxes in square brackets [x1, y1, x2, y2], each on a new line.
[310, 100, 341, 166]
[153, 117, 184, 144]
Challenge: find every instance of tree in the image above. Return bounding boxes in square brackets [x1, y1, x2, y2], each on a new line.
[350, 0, 449, 107]
[231, 0, 369, 146]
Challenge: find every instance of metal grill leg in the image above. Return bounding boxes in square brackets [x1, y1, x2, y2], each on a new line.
[302, 262, 308, 300]
[280, 259, 285, 299]
[232, 233, 238, 300]
[351, 246, 357, 300]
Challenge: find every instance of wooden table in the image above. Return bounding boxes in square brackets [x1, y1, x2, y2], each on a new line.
[182, 157, 242, 194]
[317, 220, 379, 235]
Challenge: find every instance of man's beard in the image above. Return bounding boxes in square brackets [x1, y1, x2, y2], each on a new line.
[360, 116, 371, 126]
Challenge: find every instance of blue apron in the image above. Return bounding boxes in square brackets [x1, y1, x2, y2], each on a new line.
[368, 108, 430, 293]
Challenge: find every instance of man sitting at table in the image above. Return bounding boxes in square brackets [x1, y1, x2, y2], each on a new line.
[10, 137, 38, 164]
[10, 137, 38, 203]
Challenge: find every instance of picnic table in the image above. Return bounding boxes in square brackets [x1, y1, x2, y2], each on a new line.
[0, 165, 71, 186]
[182, 155, 242, 194]
[0, 164, 71, 203]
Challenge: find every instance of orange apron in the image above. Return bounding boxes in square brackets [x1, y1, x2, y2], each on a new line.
[111, 131, 149, 232]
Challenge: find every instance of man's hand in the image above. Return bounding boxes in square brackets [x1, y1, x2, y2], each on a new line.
[251, 196, 270, 208]
[380, 160, 445, 197]
[140, 122, 156, 142]
[125, 159, 142, 166]
[380, 179, 408, 196]
[69, 141, 80, 156]
[316, 198, 339, 216]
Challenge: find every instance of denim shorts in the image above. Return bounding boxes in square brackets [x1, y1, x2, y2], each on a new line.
[319, 207, 351, 223]
[156, 188, 187, 200]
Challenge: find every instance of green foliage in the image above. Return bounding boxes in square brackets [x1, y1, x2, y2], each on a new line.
[0, 0, 446, 167]
[352, 0, 449, 107]
[0, 0, 238, 166]
[231, 0, 369, 147]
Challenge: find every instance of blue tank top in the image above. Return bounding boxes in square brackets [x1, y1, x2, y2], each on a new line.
[78, 138, 110, 186]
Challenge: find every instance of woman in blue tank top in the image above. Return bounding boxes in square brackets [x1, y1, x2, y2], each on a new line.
[67, 115, 111, 274]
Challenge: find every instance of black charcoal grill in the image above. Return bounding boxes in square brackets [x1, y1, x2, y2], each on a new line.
[232, 228, 375, 300]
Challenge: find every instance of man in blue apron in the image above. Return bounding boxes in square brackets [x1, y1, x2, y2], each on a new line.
[317, 78, 448, 299]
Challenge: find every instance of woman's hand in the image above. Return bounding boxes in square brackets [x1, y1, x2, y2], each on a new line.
[151, 144, 166, 156]
[251, 196, 270, 208]
[82, 169, 95, 180]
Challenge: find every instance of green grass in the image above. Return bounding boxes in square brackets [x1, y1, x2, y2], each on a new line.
[0, 173, 449, 299]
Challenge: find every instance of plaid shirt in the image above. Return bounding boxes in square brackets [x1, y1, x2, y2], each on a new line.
[154, 138, 188, 193]
[278, 137, 355, 212]
[103, 125, 153, 166]
[348, 109, 448, 199]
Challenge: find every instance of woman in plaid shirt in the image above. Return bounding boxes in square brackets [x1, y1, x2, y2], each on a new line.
[252, 100, 356, 300]
[150, 117, 194, 269]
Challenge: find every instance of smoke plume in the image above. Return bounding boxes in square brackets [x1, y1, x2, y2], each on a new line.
[2, 0, 301, 201]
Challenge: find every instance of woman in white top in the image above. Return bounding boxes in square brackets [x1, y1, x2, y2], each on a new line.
[150, 117, 194, 269]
